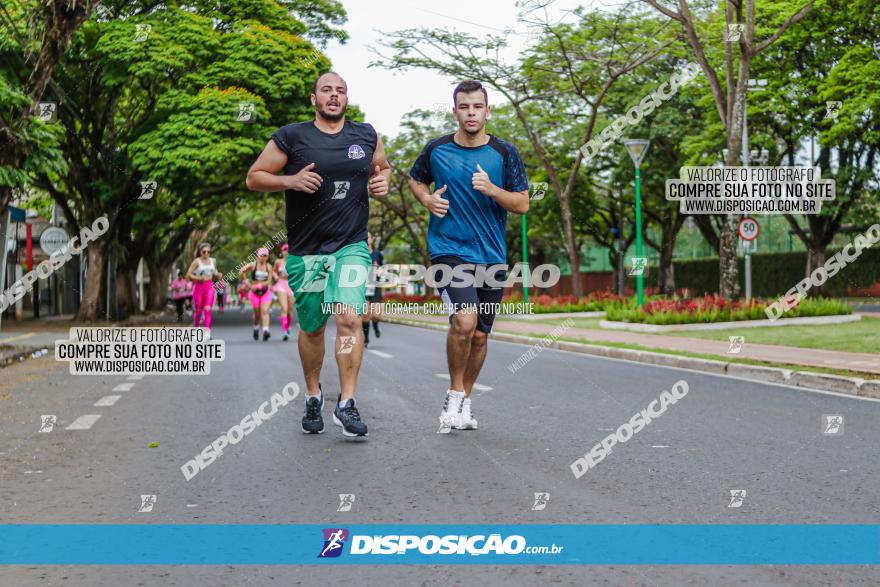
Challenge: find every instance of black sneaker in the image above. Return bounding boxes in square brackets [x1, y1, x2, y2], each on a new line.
[263, 329, 270, 341]
[253, 328, 259, 340]
[301, 392, 324, 434]
[333, 396, 368, 437]
[373, 322, 380, 338]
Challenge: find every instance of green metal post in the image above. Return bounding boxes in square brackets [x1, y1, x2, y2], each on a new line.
[635, 167, 644, 307]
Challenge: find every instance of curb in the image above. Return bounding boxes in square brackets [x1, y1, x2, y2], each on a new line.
[599, 313, 862, 333]
[0, 344, 52, 368]
[384, 317, 880, 399]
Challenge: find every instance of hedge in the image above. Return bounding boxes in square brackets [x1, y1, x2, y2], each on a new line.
[628, 247, 880, 297]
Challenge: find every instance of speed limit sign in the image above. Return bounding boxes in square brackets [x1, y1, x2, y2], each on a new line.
[738, 217, 760, 241]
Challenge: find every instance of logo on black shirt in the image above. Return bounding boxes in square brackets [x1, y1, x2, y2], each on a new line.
[333, 181, 350, 199]
[347, 144, 366, 159]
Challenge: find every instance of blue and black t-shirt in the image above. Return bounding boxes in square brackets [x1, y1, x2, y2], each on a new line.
[271, 120, 377, 255]
[409, 134, 529, 265]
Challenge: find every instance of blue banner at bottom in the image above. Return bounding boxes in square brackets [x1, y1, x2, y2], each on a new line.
[0, 524, 878, 565]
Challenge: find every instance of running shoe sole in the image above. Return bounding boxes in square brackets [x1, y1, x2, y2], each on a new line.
[332, 413, 368, 437]
[437, 415, 455, 434]
[302, 424, 325, 434]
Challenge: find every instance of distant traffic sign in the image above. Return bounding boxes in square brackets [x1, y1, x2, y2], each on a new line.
[39, 227, 69, 255]
[738, 217, 760, 241]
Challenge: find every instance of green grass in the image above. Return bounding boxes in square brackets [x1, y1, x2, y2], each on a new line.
[647, 316, 880, 353]
[529, 317, 606, 329]
[524, 315, 880, 355]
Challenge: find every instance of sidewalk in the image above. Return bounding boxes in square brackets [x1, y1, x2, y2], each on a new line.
[386, 312, 880, 376]
[0, 311, 175, 368]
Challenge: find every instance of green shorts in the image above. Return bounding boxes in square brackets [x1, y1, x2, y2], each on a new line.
[286, 240, 371, 333]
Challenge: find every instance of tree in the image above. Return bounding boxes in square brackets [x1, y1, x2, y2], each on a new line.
[31, 0, 345, 320]
[0, 0, 97, 218]
[644, 0, 815, 298]
[372, 4, 673, 296]
[757, 0, 879, 293]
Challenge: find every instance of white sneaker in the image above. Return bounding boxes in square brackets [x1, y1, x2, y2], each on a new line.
[454, 398, 478, 430]
[438, 390, 464, 433]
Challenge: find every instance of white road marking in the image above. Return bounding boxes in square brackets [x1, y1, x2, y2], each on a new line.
[0, 332, 34, 344]
[367, 349, 393, 359]
[66, 415, 101, 430]
[127, 374, 144, 381]
[113, 382, 135, 392]
[94, 395, 121, 407]
[651, 445, 669, 448]
[434, 373, 493, 391]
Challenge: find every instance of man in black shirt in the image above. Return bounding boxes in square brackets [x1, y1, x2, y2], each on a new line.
[246, 72, 391, 438]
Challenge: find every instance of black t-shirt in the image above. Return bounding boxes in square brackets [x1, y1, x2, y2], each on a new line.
[370, 250, 384, 266]
[271, 120, 377, 255]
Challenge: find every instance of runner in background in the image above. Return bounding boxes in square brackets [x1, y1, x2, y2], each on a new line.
[186, 242, 223, 339]
[238, 278, 249, 312]
[170, 269, 189, 322]
[184, 277, 194, 316]
[240, 248, 275, 340]
[362, 232, 384, 346]
[217, 280, 227, 314]
[273, 243, 295, 341]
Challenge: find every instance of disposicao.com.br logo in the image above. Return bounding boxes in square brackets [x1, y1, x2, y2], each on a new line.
[318, 529, 563, 558]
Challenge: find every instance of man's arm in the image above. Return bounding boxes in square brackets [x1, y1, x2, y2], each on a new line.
[246, 140, 323, 193]
[472, 164, 529, 214]
[368, 135, 392, 197]
[409, 179, 449, 218]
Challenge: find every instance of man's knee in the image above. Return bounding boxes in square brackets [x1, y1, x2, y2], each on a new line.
[471, 329, 488, 347]
[335, 309, 361, 333]
[303, 325, 326, 338]
[450, 312, 478, 337]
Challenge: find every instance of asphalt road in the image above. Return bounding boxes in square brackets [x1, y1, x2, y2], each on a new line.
[1, 308, 879, 586]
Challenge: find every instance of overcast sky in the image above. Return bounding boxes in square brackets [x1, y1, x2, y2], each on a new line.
[322, 0, 615, 137]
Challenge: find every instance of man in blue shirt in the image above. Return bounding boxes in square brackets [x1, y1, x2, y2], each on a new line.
[409, 80, 530, 433]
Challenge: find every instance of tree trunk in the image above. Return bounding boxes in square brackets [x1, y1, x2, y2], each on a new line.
[75, 239, 108, 321]
[558, 194, 582, 297]
[718, 215, 740, 299]
[658, 240, 676, 297]
[147, 259, 171, 311]
[806, 245, 828, 297]
[115, 264, 139, 320]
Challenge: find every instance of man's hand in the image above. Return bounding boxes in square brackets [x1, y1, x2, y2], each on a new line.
[287, 162, 323, 193]
[426, 184, 450, 218]
[368, 165, 389, 196]
[472, 164, 497, 197]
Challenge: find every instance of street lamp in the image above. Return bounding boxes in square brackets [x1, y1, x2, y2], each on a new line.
[624, 138, 650, 307]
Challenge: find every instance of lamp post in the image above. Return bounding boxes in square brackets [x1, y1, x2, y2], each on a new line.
[624, 139, 650, 307]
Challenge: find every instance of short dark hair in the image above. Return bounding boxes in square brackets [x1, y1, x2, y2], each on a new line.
[453, 80, 488, 106]
[312, 71, 343, 94]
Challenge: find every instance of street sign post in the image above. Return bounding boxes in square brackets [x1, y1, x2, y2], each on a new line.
[738, 217, 760, 301]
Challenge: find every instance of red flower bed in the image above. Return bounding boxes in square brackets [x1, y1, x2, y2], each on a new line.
[382, 293, 441, 303]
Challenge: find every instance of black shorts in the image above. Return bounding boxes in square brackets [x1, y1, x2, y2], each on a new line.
[431, 255, 506, 334]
